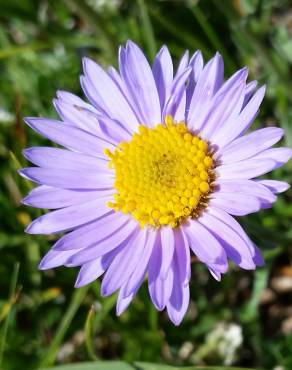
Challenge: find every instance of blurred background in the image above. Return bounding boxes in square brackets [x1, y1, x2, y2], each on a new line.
[0, 0, 292, 369]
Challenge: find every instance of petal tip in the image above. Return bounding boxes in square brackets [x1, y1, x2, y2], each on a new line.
[23, 117, 36, 127]
[18, 168, 29, 179]
[74, 277, 86, 288]
[82, 56, 92, 70]
[38, 257, 51, 270]
[284, 183, 291, 192]
[168, 314, 183, 326]
[56, 90, 65, 99]
[116, 304, 125, 316]
[25, 220, 38, 234]
[20, 196, 29, 206]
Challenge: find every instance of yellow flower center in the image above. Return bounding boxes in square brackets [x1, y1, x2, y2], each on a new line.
[105, 115, 214, 228]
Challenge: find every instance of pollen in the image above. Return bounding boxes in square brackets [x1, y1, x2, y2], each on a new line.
[105, 115, 214, 228]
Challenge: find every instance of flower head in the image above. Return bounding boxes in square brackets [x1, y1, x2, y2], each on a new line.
[19, 41, 291, 325]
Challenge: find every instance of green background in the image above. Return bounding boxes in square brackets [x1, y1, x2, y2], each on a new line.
[0, 0, 292, 369]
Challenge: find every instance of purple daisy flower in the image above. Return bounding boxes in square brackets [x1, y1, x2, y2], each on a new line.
[19, 41, 291, 325]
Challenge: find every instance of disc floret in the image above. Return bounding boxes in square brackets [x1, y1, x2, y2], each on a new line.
[105, 116, 214, 228]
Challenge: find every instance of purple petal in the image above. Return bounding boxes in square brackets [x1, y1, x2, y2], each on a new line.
[56, 90, 98, 113]
[256, 179, 290, 194]
[119, 41, 161, 126]
[207, 206, 259, 264]
[152, 45, 173, 111]
[22, 185, 113, 209]
[147, 234, 174, 310]
[160, 226, 175, 279]
[243, 80, 257, 106]
[67, 219, 138, 266]
[182, 219, 226, 265]
[19, 167, 114, 190]
[74, 253, 114, 288]
[101, 228, 147, 296]
[25, 196, 112, 234]
[55, 97, 131, 144]
[164, 89, 186, 122]
[124, 228, 157, 296]
[218, 127, 284, 163]
[215, 179, 276, 205]
[116, 276, 144, 316]
[186, 50, 204, 107]
[201, 70, 248, 139]
[54, 96, 101, 136]
[167, 284, 189, 326]
[53, 211, 127, 251]
[208, 267, 223, 281]
[210, 192, 261, 216]
[97, 115, 133, 143]
[174, 227, 190, 285]
[190, 51, 204, 82]
[175, 50, 189, 78]
[166, 258, 190, 326]
[75, 258, 103, 286]
[24, 118, 114, 158]
[108, 63, 142, 124]
[148, 235, 162, 308]
[245, 80, 257, 95]
[200, 210, 256, 269]
[55, 91, 117, 141]
[168, 67, 191, 101]
[187, 52, 224, 131]
[81, 57, 139, 131]
[148, 263, 174, 311]
[216, 158, 276, 179]
[23, 147, 109, 171]
[39, 248, 83, 270]
[163, 68, 191, 122]
[216, 66, 248, 94]
[207, 252, 230, 280]
[252, 148, 292, 168]
[212, 85, 266, 148]
[252, 244, 265, 267]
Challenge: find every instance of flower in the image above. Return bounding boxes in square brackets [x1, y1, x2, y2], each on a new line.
[19, 41, 291, 325]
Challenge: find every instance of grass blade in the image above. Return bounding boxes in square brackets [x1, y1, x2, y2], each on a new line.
[0, 262, 20, 369]
[85, 305, 98, 361]
[188, 4, 237, 73]
[40, 286, 89, 368]
[137, 0, 157, 60]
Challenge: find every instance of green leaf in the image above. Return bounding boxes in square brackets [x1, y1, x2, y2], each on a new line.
[135, 363, 173, 370]
[40, 362, 259, 370]
[135, 363, 259, 370]
[40, 361, 134, 370]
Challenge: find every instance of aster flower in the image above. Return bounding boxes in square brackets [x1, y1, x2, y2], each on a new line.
[19, 41, 291, 325]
